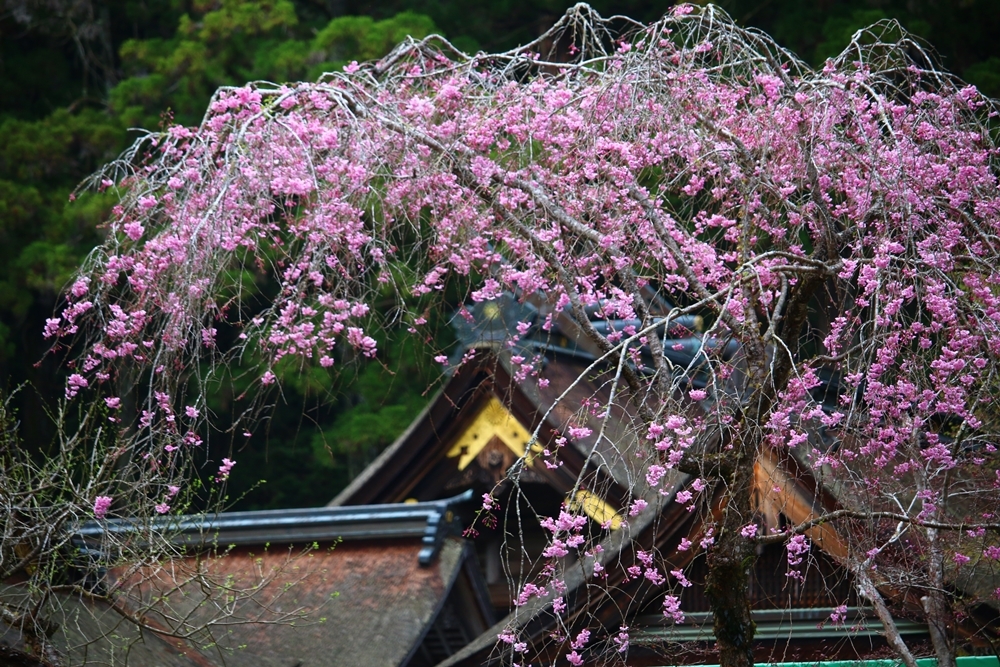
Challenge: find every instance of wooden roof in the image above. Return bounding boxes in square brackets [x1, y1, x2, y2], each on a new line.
[330, 349, 634, 520]
[112, 537, 486, 667]
[6, 496, 494, 667]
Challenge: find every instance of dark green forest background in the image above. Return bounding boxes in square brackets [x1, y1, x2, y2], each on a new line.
[3, 0, 999, 510]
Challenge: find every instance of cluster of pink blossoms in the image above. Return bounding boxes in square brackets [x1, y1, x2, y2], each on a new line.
[93, 495, 113, 519]
[216, 458, 236, 482]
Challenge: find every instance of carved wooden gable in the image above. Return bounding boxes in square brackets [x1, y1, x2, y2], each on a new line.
[330, 352, 630, 523]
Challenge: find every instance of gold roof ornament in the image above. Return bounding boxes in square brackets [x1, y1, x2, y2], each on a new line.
[447, 396, 541, 470]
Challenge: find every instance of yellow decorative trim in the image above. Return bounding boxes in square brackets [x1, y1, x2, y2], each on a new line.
[446, 396, 540, 470]
[569, 489, 623, 530]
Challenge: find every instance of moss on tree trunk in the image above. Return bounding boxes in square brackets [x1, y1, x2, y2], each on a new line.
[705, 441, 758, 667]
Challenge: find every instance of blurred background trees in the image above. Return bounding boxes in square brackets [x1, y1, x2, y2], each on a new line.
[4, 0, 1000, 510]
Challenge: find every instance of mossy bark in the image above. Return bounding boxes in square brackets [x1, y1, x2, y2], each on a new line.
[704, 456, 757, 667]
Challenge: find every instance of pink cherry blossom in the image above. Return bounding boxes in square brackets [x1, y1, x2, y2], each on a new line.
[216, 458, 236, 482]
[93, 496, 113, 519]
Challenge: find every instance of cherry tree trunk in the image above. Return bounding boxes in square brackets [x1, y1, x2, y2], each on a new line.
[924, 528, 956, 667]
[705, 454, 758, 667]
[705, 355, 771, 667]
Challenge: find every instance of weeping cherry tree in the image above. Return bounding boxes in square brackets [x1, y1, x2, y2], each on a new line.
[42, 4, 1000, 667]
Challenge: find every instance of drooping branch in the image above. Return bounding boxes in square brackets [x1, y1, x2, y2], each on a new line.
[757, 509, 1000, 546]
